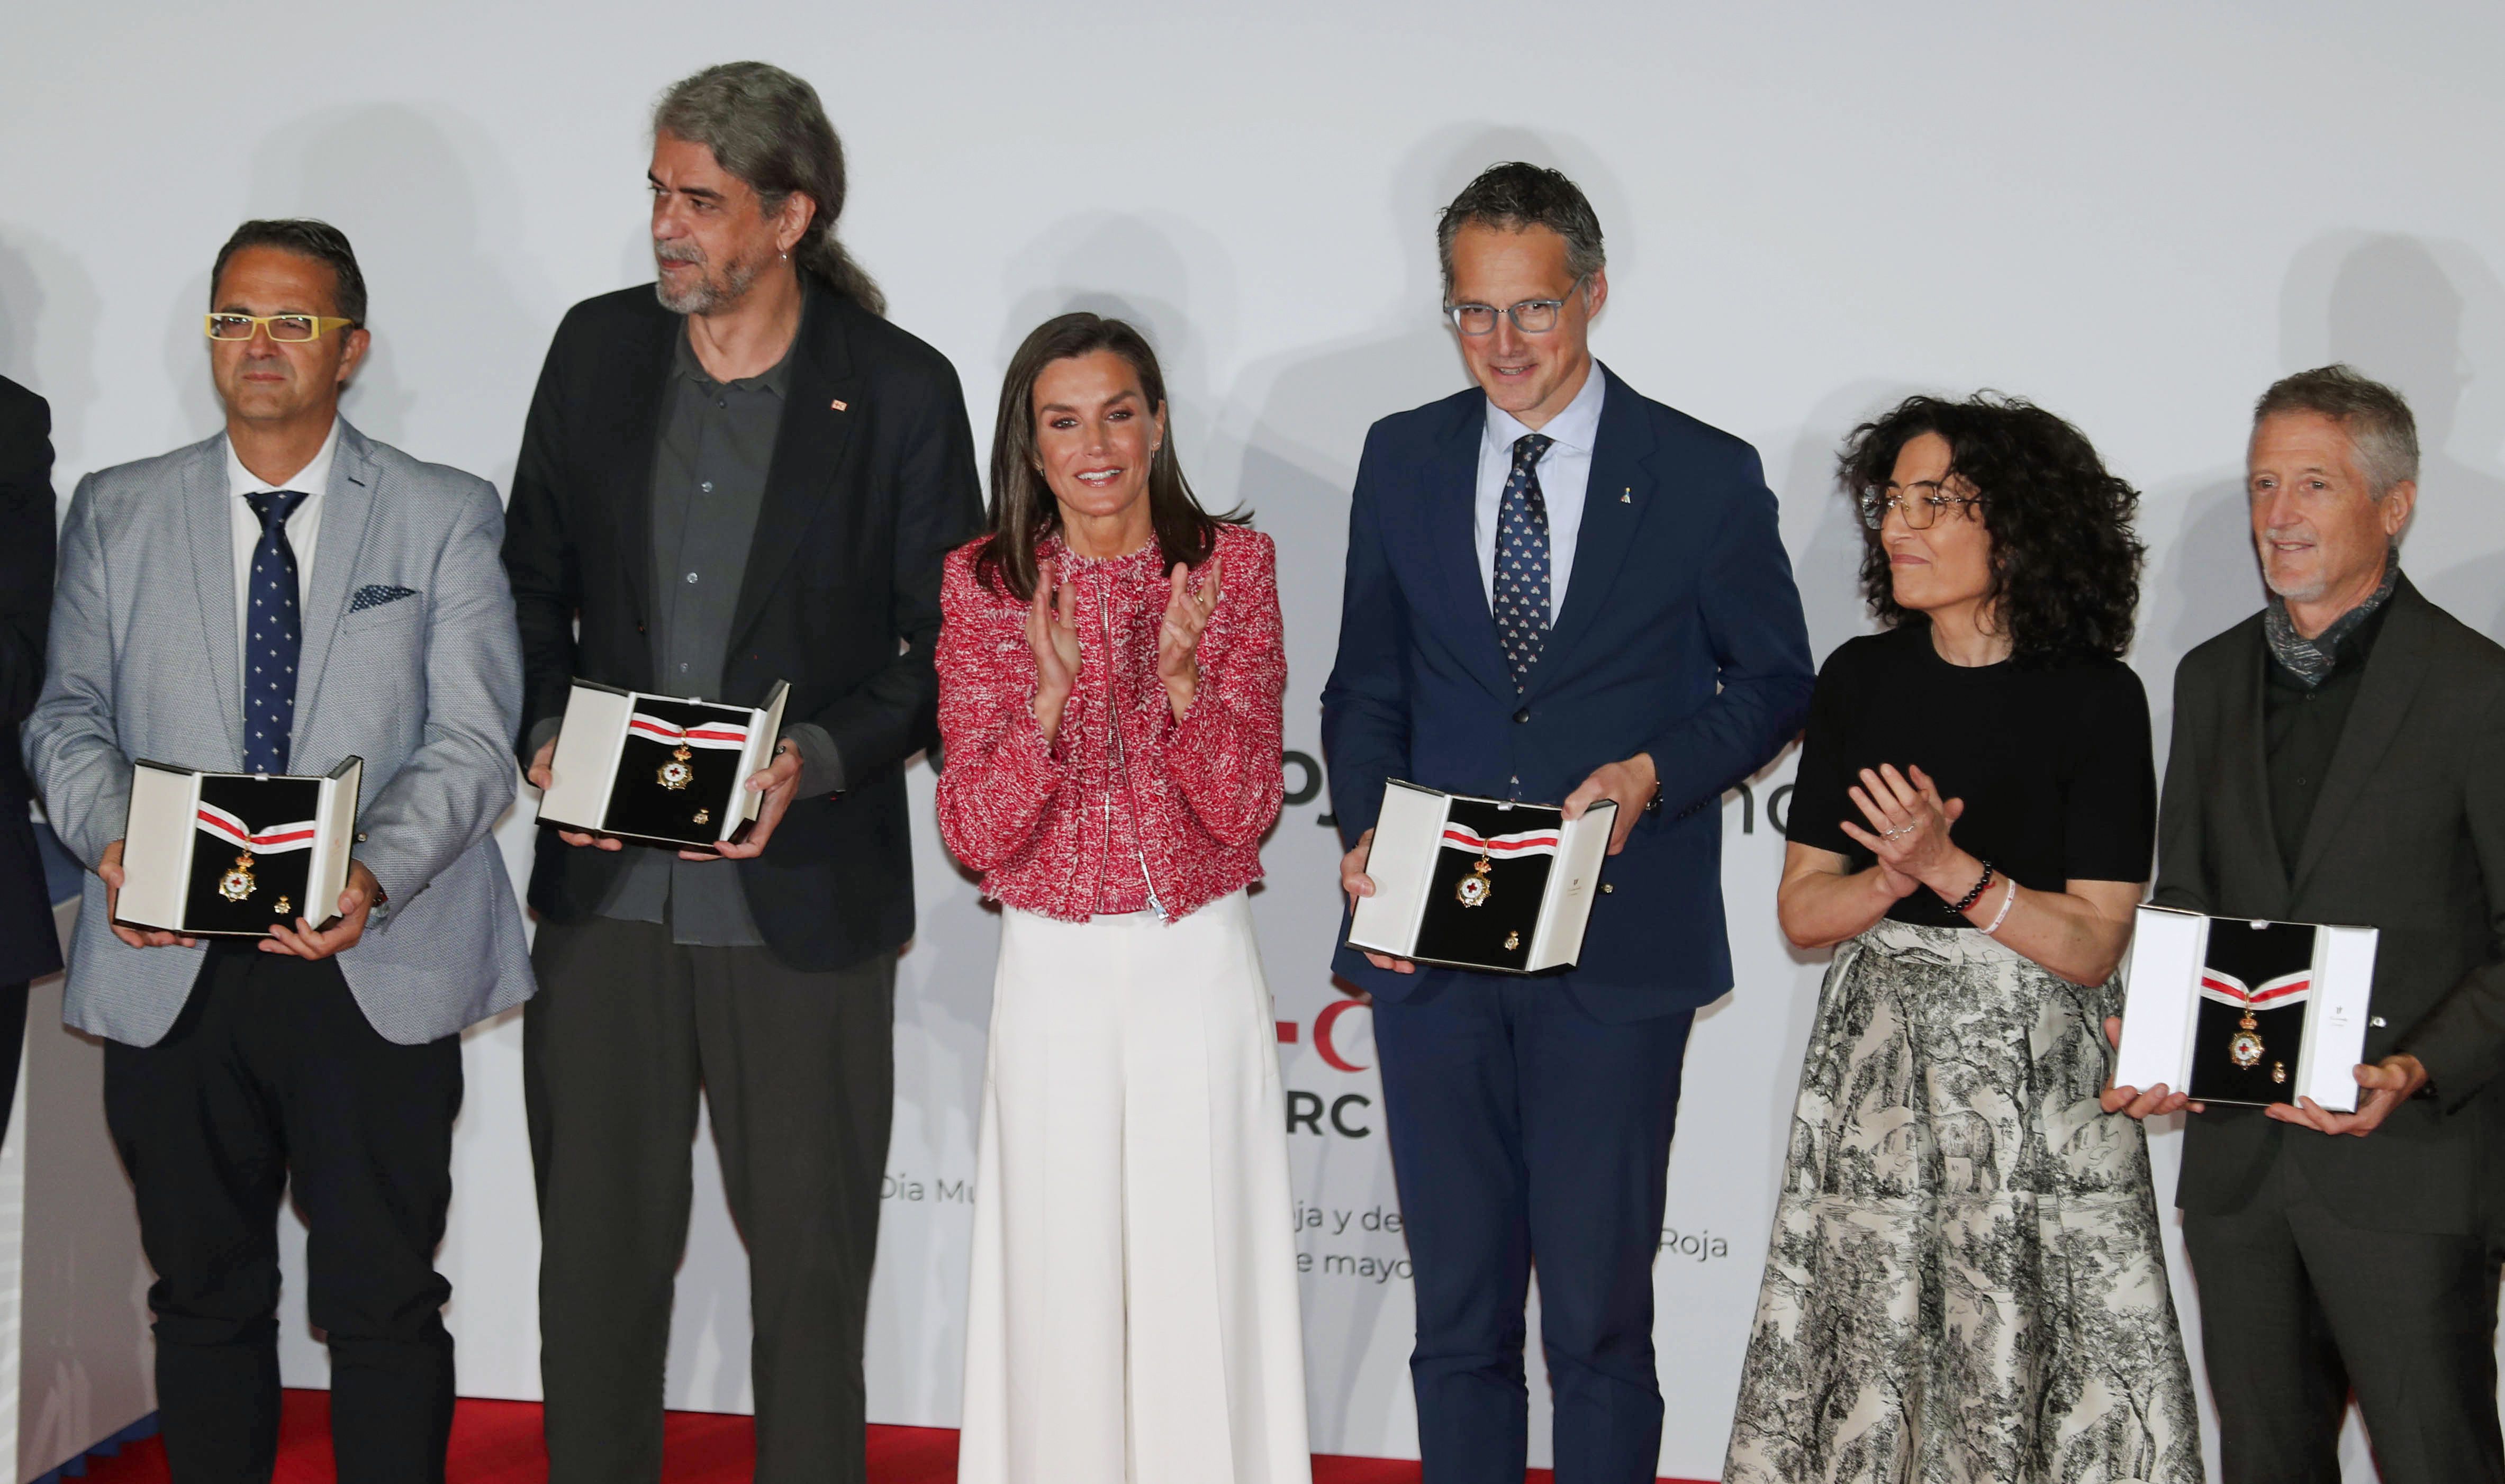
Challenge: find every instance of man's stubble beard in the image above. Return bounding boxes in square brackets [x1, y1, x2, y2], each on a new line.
[653, 243, 766, 316]
[2257, 526, 2330, 604]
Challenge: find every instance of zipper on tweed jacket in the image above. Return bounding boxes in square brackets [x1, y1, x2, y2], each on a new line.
[1099, 581, 1166, 919]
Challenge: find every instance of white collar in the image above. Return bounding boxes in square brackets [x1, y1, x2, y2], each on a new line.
[225, 418, 342, 501]
[1482, 360, 1606, 456]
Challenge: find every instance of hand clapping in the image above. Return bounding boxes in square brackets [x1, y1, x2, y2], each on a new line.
[1839, 763, 1966, 891]
[1026, 559, 1083, 744]
[1156, 554, 1222, 719]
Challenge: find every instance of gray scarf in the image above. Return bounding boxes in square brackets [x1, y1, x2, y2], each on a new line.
[2263, 557, 2400, 689]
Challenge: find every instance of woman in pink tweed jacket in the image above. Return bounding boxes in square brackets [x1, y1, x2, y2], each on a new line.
[934, 504, 1282, 916]
[935, 313, 1309, 1484]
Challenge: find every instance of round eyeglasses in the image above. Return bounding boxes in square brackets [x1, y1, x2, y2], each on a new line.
[205, 313, 358, 343]
[1859, 483, 1984, 531]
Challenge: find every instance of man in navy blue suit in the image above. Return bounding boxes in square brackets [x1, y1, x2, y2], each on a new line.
[1323, 163, 1813, 1483]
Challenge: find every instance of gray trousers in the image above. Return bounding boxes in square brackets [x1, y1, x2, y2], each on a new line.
[2183, 1141, 2504, 1484]
[525, 914, 896, 1484]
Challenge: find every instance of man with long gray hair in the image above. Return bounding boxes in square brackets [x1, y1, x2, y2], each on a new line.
[2108, 365, 2505, 1482]
[502, 61, 981, 1483]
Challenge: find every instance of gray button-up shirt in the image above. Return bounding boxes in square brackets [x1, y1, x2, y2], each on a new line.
[593, 327, 842, 946]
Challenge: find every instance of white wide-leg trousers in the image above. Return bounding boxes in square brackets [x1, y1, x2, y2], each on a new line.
[958, 890, 1312, 1484]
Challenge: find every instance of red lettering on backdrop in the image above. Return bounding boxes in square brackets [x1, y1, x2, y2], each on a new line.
[1315, 999, 1370, 1074]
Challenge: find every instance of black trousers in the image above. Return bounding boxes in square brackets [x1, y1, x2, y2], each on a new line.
[0, 978, 25, 1146]
[2183, 1142, 2504, 1484]
[525, 915, 896, 1484]
[103, 947, 463, 1484]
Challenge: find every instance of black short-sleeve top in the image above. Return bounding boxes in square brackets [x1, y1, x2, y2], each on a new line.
[1784, 622, 2156, 927]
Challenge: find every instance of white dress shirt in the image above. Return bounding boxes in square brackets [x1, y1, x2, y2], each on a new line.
[225, 419, 337, 682]
[1472, 364, 1606, 619]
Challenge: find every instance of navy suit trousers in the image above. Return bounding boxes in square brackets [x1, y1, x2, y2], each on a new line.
[1373, 977, 1693, 1484]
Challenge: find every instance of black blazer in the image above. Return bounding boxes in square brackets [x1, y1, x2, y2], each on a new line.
[503, 281, 983, 971]
[0, 375, 61, 984]
[2154, 577, 2505, 1234]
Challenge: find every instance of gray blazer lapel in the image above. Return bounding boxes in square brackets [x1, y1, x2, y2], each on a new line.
[293, 420, 377, 736]
[2214, 620, 2291, 904]
[184, 439, 245, 757]
[2292, 581, 2435, 890]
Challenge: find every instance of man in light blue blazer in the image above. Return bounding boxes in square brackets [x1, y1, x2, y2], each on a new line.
[23, 219, 530, 1484]
[1324, 165, 1813, 1483]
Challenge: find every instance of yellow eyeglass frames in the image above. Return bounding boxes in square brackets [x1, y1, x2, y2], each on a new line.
[204, 313, 359, 343]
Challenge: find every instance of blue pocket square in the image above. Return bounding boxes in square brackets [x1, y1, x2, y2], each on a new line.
[349, 584, 419, 613]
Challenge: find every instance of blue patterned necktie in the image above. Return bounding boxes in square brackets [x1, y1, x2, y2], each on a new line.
[241, 488, 308, 774]
[1492, 432, 1555, 693]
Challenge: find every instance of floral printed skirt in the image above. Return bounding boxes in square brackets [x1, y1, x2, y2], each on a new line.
[1723, 920, 2201, 1484]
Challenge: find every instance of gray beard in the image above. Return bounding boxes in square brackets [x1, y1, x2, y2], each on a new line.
[2261, 557, 2328, 604]
[653, 251, 763, 315]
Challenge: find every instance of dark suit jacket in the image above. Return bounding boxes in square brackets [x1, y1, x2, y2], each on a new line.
[0, 375, 60, 984]
[1320, 364, 1814, 1020]
[2155, 577, 2505, 1234]
[503, 280, 983, 971]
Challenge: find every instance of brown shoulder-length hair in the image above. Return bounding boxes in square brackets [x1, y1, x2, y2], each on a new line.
[973, 312, 1246, 601]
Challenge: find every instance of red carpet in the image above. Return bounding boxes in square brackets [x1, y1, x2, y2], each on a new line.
[65, 1390, 1704, 1481]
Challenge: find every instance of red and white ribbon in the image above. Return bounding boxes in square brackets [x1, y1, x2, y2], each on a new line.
[196, 802, 318, 855]
[2197, 968, 2311, 1010]
[1440, 824, 1562, 858]
[626, 712, 752, 751]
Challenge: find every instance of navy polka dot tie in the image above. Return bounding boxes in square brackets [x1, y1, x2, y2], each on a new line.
[241, 489, 307, 774]
[1493, 433, 1554, 694]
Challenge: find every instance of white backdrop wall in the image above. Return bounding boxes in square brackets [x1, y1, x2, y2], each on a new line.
[7, 4, 2505, 1478]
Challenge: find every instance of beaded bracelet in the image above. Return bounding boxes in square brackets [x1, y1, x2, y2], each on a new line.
[1951, 861, 1996, 915]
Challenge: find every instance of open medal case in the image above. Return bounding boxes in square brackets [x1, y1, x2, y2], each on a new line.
[1345, 780, 1616, 974]
[536, 678, 791, 850]
[2111, 904, 2378, 1110]
[113, 757, 364, 938]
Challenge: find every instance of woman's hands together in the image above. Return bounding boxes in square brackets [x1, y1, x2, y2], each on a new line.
[1028, 552, 1223, 740]
[1156, 555, 1222, 721]
[1839, 763, 1972, 901]
[1027, 560, 1082, 745]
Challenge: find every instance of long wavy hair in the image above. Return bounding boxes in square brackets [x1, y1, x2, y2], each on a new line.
[973, 313, 1245, 601]
[1839, 393, 2144, 663]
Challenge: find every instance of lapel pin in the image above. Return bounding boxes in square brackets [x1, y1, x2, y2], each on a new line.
[1621, 487, 1632, 503]
[829, 398, 849, 412]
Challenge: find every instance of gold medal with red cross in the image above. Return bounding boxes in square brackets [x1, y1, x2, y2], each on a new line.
[657, 739, 695, 791]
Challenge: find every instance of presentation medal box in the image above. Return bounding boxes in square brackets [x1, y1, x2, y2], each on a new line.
[1345, 780, 1616, 974]
[536, 679, 792, 850]
[2111, 905, 2378, 1110]
[114, 757, 364, 938]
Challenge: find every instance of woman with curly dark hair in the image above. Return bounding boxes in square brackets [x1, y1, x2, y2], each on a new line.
[1724, 395, 2201, 1483]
